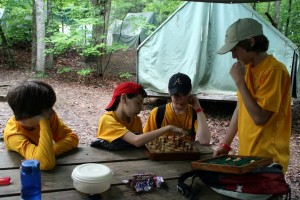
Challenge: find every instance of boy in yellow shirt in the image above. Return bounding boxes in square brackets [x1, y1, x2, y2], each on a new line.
[214, 18, 291, 174]
[143, 73, 211, 145]
[4, 81, 79, 170]
[92, 82, 187, 150]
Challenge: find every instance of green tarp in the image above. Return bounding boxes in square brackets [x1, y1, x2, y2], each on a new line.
[107, 12, 157, 49]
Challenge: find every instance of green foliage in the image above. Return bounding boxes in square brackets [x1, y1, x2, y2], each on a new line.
[119, 72, 133, 79]
[32, 72, 48, 78]
[57, 67, 72, 74]
[110, 0, 145, 23]
[47, 32, 77, 55]
[46, 2, 94, 55]
[77, 68, 94, 76]
[250, 1, 300, 48]
[125, 15, 157, 36]
[110, 0, 182, 26]
[47, 1, 126, 63]
[1, 0, 32, 45]
[106, 43, 128, 53]
[81, 44, 105, 57]
[142, 0, 182, 25]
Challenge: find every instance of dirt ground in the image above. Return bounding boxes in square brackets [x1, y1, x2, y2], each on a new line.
[0, 49, 299, 199]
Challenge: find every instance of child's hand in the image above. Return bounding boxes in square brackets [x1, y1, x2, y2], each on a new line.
[189, 95, 202, 110]
[230, 61, 245, 86]
[34, 109, 55, 125]
[42, 108, 55, 120]
[213, 146, 229, 157]
[32, 114, 46, 122]
[32, 109, 54, 122]
[168, 125, 188, 136]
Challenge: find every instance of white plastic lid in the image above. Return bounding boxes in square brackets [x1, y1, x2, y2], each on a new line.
[71, 163, 113, 183]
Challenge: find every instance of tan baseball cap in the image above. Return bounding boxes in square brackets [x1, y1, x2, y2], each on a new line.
[217, 18, 263, 54]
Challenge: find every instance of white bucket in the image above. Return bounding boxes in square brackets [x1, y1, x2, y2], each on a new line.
[71, 163, 113, 194]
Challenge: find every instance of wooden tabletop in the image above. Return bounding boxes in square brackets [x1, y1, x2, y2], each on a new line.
[0, 144, 233, 200]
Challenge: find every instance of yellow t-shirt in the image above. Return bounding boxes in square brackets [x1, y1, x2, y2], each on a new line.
[238, 55, 291, 173]
[4, 113, 79, 170]
[97, 111, 143, 142]
[143, 103, 198, 135]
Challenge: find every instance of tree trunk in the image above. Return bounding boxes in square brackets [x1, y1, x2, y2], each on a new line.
[35, 0, 46, 72]
[31, 0, 37, 70]
[0, 23, 15, 68]
[266, 2, 270, 13]
[285, 0, 292, 36]
[103, 0, 111, 41]
[273, 1, 281, 29]
[91, 0, 112, 76]
[46, 0, 54, 69]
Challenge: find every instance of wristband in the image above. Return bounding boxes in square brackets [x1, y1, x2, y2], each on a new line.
[195, 108, 202, 113]
[220, 143, 231, 152]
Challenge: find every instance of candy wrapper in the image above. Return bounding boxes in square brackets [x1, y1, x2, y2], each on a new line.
[123, 173, 164, 192]
[0, 177, 12, 186]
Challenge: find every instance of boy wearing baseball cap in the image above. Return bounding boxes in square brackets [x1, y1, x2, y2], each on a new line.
[91, 82, 187, 151]
[143, 73, 211, 145]
[214, 18, 291, 174]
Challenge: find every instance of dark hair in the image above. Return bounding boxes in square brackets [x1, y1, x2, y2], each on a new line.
[6, 81, 56, 120]
[237, 35, 269, 53]
[106, 87, 147, 111]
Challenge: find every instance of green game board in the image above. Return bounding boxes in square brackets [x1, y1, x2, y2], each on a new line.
[191, 155, 273, 174]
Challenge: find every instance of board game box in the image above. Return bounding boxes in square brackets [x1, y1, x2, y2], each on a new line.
[145, 135, 200, 161]
[191, 155, 273, 174]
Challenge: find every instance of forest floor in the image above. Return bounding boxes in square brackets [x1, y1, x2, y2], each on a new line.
[0, 48, 299, 199]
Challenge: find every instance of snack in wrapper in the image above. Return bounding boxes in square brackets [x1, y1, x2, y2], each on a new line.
[127, 173, 164, 192]
[154, 176, 164, 187]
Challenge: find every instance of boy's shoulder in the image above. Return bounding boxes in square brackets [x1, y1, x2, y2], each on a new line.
[4, 117, 26, 139]
[101, 111, 115, 120]
[4, 116, 18, 129]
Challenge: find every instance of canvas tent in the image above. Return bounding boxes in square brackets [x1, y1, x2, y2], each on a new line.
[107, 12, 157, 49]
[137, 2, 300, 101]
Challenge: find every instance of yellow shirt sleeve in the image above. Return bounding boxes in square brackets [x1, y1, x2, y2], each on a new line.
[143, 107, 159, 133]
[49, 114, 79, 156]
[97, 111, 143, 142]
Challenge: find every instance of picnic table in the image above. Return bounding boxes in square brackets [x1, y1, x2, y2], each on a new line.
[0, 144, 233, 200]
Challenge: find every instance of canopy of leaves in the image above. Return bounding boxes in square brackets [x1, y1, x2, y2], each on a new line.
[250, 1, 300, 47]
[1, 0, 32, 46]
[0, 0, 299, 64]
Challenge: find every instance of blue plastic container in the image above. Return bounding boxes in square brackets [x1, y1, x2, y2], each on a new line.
[20, 160, 41, 200]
